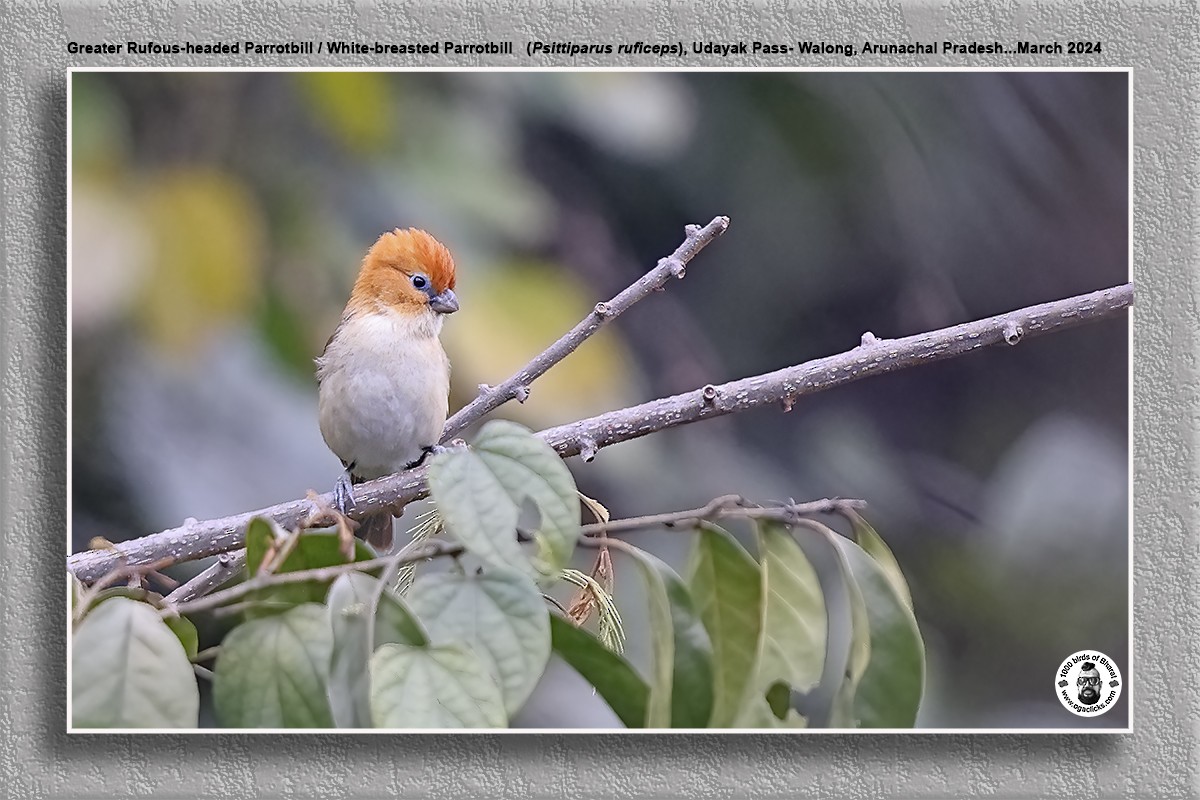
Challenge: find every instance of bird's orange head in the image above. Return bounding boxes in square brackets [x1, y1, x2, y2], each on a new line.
[349, 228, 459, 316]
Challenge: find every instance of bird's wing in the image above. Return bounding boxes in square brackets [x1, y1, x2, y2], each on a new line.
[315, 312, 352, 386]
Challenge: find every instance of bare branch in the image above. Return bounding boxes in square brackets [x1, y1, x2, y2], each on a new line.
[538, 283, 1133, 460]
[439, 215, 730, 441]
[67, 281, 1132, 583]
[160, 495, 859, 617]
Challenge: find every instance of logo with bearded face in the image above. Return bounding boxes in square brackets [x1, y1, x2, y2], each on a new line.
[1056, 651, 1121, 716]
[1076, 663, 1102, 705]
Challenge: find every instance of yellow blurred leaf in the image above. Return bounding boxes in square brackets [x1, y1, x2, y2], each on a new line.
[443, 261, 637, 425]
[295, 72, 394, 154]
[136, 169, 264, 351]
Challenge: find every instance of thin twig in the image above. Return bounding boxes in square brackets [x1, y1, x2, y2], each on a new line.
[163, 540, 466, 618]
[192, 646, 221, 663]
[164, 550, 247, 604]
[72, 556, 178, 623]
[439, 216, 730, 441]
[367, 535, 435, 653]
[162, 497, 853, 617]
[208, 599, 305, 618]
[542, 593, 569, 615]
[576, 495, 864, 537]
[67, 282, 1133, 583]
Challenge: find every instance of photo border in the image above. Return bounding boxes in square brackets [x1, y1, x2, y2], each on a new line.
[3, 2, 1194, 796]
[64, 65, 1136, 737]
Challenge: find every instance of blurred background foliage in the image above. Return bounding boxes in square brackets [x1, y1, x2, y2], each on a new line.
[70, 71, 1128, 729]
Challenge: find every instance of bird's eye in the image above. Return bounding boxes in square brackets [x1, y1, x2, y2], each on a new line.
[411, 274, 428, 290]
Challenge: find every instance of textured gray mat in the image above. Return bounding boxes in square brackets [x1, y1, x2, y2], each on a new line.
[4, 1, 1197, 797]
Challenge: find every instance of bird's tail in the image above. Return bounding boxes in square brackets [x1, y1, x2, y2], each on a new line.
[358, 512, 394, 552]
[349, 472, 395, 551]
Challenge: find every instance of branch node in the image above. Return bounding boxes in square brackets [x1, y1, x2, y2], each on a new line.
[780, 395, 795, 413]
[477, 383, 491, 395]
[578, 437, 599, 463]
[661, 256, 686, 279]
[684, 223, 700, 236]
[513, 384, 531, 403]
[1003, 321, 1024, 345]
[593, 301, 612, 318]
[701, 384, 719, 405]
[860, 331, 881, 347]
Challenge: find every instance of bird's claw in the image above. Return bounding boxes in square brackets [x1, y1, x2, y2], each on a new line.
[333, 471, 356, 516]
[406, 442, 457, 470]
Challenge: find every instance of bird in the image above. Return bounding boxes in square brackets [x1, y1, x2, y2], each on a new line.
[315, 227, 459, 550]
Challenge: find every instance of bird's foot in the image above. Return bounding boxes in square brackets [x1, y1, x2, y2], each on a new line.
[406, 442, 456, 470]
[305, 487, 358, 559]
[333, 470, 356, 516]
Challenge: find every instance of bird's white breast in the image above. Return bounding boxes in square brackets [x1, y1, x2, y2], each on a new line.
[316, 307, 450, 478]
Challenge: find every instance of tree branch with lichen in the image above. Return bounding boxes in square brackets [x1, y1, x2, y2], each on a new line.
[66, 218, 1133, 585]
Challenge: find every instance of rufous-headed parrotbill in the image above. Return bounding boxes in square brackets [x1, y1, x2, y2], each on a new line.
[316, 228, 459, 549]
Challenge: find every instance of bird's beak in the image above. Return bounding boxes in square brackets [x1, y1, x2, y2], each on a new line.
[429, 288, 459, 315]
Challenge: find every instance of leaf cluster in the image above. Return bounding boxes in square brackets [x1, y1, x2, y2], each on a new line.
[70, 421, 923, 729]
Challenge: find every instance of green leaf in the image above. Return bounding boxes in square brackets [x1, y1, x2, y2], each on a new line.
[549, 615, 648, 728]
[736, 521, 826, 727]
[326, 573, 427, 728]
[833, 537, 925, 727]
[736, 693, 808, 728]
[846, 510, 913, 612]
[243, 518, 375, 617]
[72, 598, 199, 728]
[87, 586, 159, 609]
[686, 524, 763, 727]
[624, 546, 714, 728]
[244, 516, 279, 575]
[326, 576, 373, 728]
[803, 524, 871, 729]
[369, 642, 506, 728]
[427, 420, 579, 576]
[407, 567, 550, 714]
[765, 680, 791, 718]
[163, 615, 199, 661]
[213, 603, 333, 728]
[829, 569, 872, 728]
